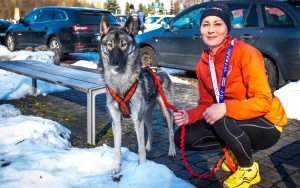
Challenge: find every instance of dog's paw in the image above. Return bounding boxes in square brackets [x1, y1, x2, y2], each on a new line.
[139, 155, 146, 164]
[168, 150, 176, 157]
[145, 142, 151, 152]
[110, 169, 120, 175]
[168, 144, 176, 156]
[110, 166, 121, 175]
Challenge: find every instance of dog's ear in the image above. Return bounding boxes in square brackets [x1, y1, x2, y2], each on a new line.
[123, 16, 135, 36]
[100, 15, 111, 35]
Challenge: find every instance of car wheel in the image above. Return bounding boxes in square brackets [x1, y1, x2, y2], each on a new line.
[140, 46, 158, 67]
[6, 33, 16, 51]
[49, 37, 67, 62]
[264, 57, 277, 90]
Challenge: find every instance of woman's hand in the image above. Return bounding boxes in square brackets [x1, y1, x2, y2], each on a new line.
[174, 110, 189, 127]
[203, 103, 226, 125]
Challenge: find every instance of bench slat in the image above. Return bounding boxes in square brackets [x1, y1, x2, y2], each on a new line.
[4, 60, 104, 85]
[0, 61, 101, 93]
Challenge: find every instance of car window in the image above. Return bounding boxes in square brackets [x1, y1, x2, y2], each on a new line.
[53, 10, 67, 20]
[24, 10, 40, 23]
[76, 12, 118, 25]
[158, 17, 172, 24]
[36, 10, 53, 22]
[172, 8, 202, 30]
[227, 3, 258, 28]
[244, 4, 259, 27]
[262, 4, 293, 27]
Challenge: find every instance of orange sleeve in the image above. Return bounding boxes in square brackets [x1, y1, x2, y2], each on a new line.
[224, 44, 273, 120]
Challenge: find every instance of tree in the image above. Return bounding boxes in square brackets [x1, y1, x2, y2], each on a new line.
[138, 3, 143, 12]
[170, 0, 175, 15]
[0, 0, 94, 20]
[104, 0, 120, 14]
[173, 0, 180, 15]
[125, 2, 130, 14]
[158, 2, 165, 15]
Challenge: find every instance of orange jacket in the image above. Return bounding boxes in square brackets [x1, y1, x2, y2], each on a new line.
[187, 35, 287, 127]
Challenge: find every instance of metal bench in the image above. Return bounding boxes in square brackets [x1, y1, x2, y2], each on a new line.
[0, 60, 106, 145]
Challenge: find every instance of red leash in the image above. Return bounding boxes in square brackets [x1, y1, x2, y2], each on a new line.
[145, 66, 236, 178]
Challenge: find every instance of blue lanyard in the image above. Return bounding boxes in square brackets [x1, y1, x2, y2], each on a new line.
[209, 40, 234, 103]
[219, 40, 234, 103]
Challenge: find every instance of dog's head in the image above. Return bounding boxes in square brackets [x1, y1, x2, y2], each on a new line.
[99, 16, 140, 75]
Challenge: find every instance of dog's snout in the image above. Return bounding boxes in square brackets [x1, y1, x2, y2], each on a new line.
[112, 59, 119, 66]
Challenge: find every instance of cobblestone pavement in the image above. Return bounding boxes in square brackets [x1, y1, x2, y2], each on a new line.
[1, 73, 299, 188]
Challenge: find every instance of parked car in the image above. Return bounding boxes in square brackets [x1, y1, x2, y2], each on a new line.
[0, 19, 12, 45]
[113, 14, 127, 27]
[5, 6, 121, 61]
[136, 0, 300, 89]
[143, 15, 174, 32]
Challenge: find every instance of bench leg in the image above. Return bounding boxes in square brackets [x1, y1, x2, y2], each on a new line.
[87, 87, 106, 145]
[32, 78, 38, 96]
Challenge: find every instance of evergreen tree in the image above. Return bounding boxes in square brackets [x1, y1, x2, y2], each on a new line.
[106, 0, 114, 13]
[159, 2, 165, 15]
[174, 0, 180, 15]
[138, 3, 143, 12]
[125, 2, 130, 15]
[0, 0, 94, 20]
[111, 0, 120, 14]
[170, 0, 175, 15]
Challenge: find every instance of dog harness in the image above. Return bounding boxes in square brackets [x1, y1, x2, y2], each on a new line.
[107, 79, 138, 118]
[107, 67, 158, 118]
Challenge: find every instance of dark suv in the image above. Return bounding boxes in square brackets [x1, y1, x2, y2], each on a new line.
[136, 0, 300, 89]
[5, 6, 120, 61]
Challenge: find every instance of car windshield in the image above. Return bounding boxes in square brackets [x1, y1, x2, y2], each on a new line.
[77, 12, 118, 24]
[145, 17, 161, 24]
[115, 15, 127, 22]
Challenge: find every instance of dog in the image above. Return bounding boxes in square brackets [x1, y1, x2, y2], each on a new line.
[99, 15, 176, 174]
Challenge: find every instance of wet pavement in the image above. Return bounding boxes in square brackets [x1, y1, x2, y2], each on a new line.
[1, 68, 299, 188]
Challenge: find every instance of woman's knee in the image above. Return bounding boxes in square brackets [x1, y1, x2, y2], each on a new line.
[212, 116, 229, 133]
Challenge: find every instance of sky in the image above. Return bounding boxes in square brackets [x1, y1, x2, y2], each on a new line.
[0, 45, 299, 188]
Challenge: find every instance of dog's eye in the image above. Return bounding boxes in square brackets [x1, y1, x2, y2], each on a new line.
[107, 42, 113, 48]
[120, 41, 127, 48]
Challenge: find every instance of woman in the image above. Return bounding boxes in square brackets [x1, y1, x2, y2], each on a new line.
[173, 2, 287, 188]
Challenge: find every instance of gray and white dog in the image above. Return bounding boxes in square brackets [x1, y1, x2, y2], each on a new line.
[99, 16, 176, 174]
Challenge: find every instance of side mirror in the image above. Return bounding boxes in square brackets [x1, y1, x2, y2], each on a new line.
[163, 23, 170, 30]
[18, 18, 24, 23]
[23, 20, 30, 25]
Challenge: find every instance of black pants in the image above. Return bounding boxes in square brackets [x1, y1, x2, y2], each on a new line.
[174, 116, 281, 167]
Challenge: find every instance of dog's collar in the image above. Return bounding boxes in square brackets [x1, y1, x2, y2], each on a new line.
[107, 79, 139, 118]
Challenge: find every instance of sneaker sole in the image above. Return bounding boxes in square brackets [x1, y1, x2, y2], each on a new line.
[223, 175, 260, 188]
[223, 174, 261, 188]
[223, 162, 261, 188]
